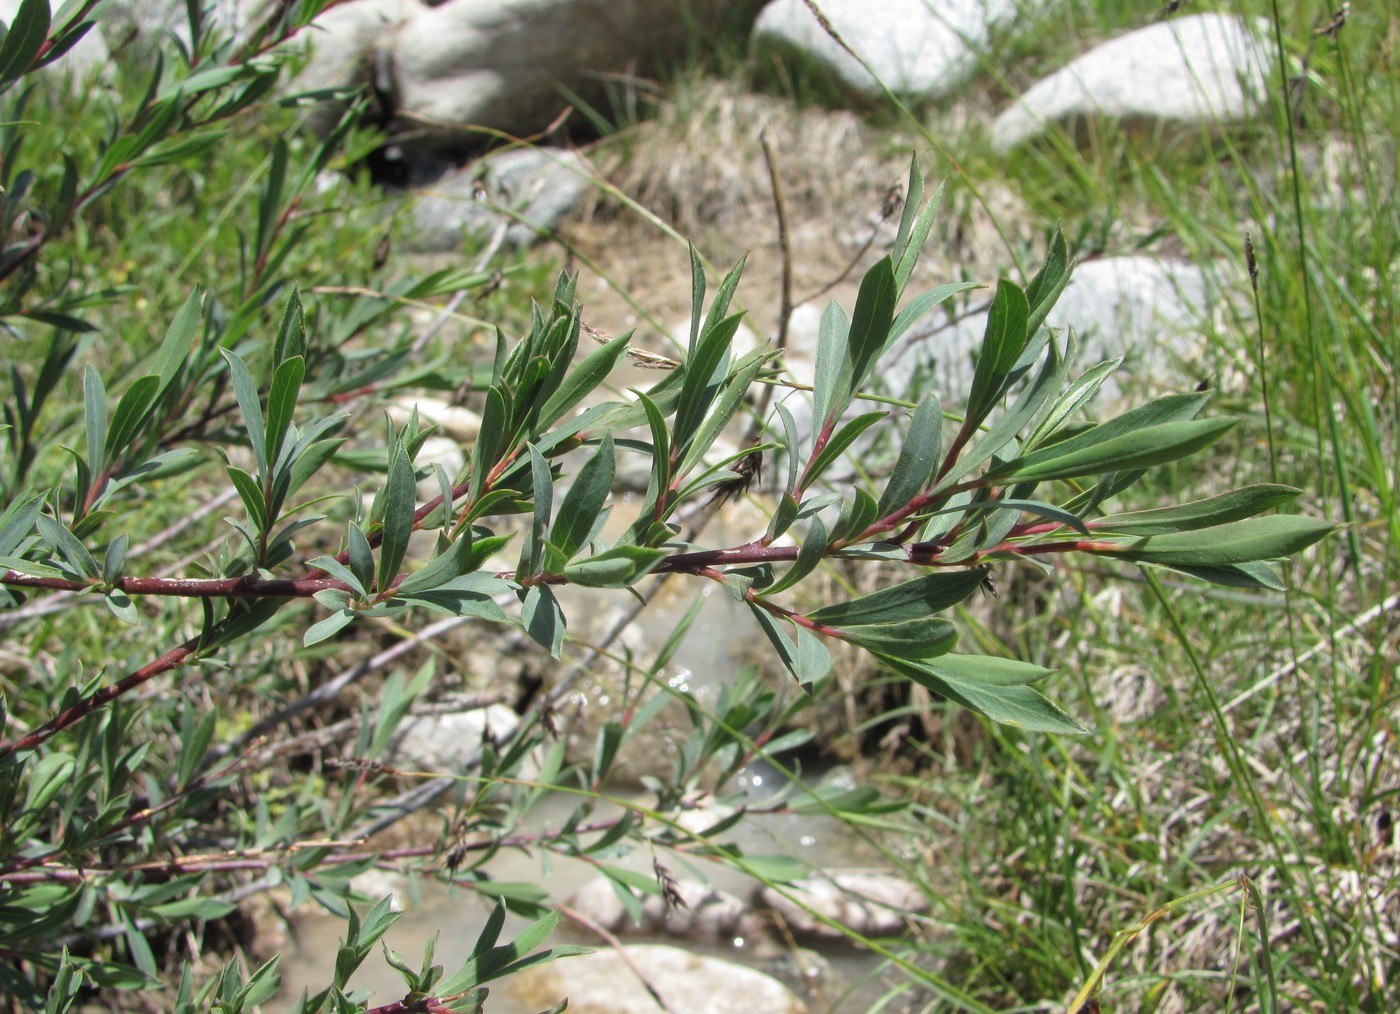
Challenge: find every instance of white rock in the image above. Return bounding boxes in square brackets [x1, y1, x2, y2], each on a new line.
[899, 255, 1214, 402]
[753, 0, 1030, 100]
[389, 703, 519, 773]
[502, 944, 807, 1014]
[991, 14, 1272, 152]
[403, 147, 591, 252]
[287, 0, 421, 134]
[756, 871, 926, 940]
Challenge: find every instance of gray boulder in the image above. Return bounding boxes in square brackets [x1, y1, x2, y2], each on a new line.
[402, 146, 591, 252]
[501, 944, 808, 1014]
[753, 0, 1031, 101]
[991, 13, 1272, 152]
[390, 0, 766, 153]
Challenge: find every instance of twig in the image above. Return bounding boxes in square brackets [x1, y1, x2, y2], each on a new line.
[559, 903, 678, 1014]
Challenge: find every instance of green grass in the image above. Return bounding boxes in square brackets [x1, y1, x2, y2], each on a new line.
[837, 0, 1398, 1009]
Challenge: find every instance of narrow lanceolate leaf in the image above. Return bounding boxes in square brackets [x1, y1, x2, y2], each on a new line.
[0, 491, 44, 557]
[840, 616, 957, 659]
[273, 286, 307, 364]
[893, 176, 945, 293]
[1026, 357, 1122, 450]
[673, 312, 744, 455]
[562, 545, 666, 588]
[883, 653, 1088, 735]
[227, 465, 267, 533]
[846, 256, 898, 394]
[347, 522, 374, 592]
[521, 584, 565, 658]
[687, 243, 705, 356]
[807, 568, 988, 627]
[308, 555, 367, 598]
[537, 330, 631, 432]
[1093, 485, 1302, 536]
[264, 356, 305, 472]
[221, 350, 267, 475]
[394, 536, 476, 595]
[800, 411, 885, 493]
[765, 515, 830, 596]
[552, 435, 614, 561]
[1023, 229, 1072, 336]
[1167, 561, 1286, 591]
[1121, 515, 1336, 567]
[811, 299, 851, 432]
[377, 439, 416, 592]
[876, 394, 942, 517]
[83, 364, 108, 477]
[154, 290, 201, 400]
[304, 608, 355, 647]
[991, 417, 1237, 485]
[105, 375, 160, 462]
[965, 278, 1030, 424]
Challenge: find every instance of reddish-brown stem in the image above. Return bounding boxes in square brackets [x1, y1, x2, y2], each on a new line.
[1, 572, 342, 598]
[0, 635, 200, 759]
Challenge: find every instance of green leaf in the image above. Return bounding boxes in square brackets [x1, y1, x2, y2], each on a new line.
[347, 522, 373, 592]
[105, 376, 160, 461]
[884, 654, 1088, 734]
[687, 244, 705, 355]
[552, 435, 614, 560]
[1120, 515, 1336, 567]
[226, 465, 268, 534]
[25, 752, 75, 811]
[153, 290, 201, 401]
[308, 555, 367, 598]
[83, 365, 107, 478]
[1025, 357, 1122, 451]
[0, 0, 50, 83]
[521, 584, 565, 658]
[964, 278, 1030, 424]
[536, 331, 631, 432]
[273, 287, 307, 365]
[36, 514, 98, 579]
[0, 491, 44, 557]
[673, 313, 745, 454]
[893, 173, 945, 292]
[840, 616, 958, 659]
[377, 438, 416, 592]
[800, 411, 885, 492]
[876, 393, 942, 517]
[304, 609, 355, 647]
[1164, 560, 1287, 590]
[1094, 485, 1302, 536]
[264, 356, 305, 472]
[221, 350, 267, 475]
[1024, 229, 1072, 336]
[807, 568, 988, 627]
[561, 545, 666, 588]
[811, 300, 851, 432]
[847, 256, 899, 394]
[766, 515, 829, 596]
[990, 417, 1237, 484]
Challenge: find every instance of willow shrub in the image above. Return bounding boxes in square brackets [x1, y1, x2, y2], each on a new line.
[0, 1, 1333, 1010]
